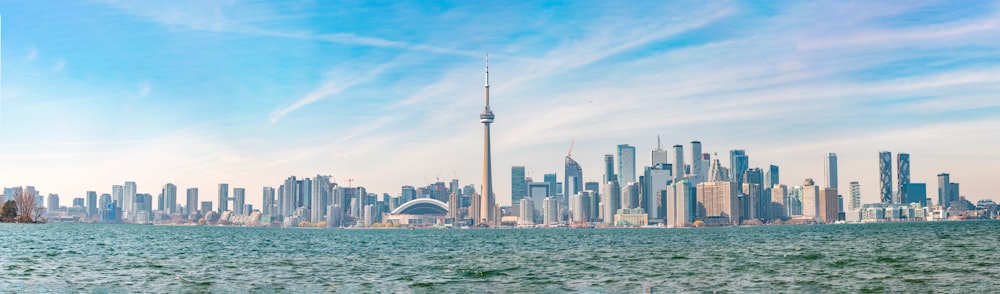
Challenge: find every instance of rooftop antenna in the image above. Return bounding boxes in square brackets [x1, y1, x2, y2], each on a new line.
[657, 135, 662, 150]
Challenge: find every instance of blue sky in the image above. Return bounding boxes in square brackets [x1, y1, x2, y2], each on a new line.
[2, 1, 999, 208]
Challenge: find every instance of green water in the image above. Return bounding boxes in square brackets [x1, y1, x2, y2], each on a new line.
[1, 221, 998, 292]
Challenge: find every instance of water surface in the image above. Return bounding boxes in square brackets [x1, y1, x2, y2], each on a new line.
[1, 221, 998, 292]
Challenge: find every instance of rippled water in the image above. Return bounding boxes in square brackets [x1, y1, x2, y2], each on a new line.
[2, 221, 999, 292]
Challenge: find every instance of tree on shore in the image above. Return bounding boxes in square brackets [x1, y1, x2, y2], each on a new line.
[14, 190, 44, 223]
[2, 200, 17, 222]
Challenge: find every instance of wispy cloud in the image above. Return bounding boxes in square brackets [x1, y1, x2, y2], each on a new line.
[26, 48, 38, 61]
[269, 63, 391, 124]
[52, 58, 65, 72]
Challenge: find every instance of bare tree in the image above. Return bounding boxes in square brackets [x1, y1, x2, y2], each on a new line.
[14, 189, 43, 223]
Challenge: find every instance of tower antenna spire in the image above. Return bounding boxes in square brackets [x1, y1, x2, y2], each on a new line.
[485, 54, 489, 88]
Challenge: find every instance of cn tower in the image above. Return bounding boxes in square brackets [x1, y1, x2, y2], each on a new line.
[479, 55, 496, 227]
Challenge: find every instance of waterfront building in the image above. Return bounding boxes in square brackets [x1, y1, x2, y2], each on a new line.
[218, 183, 229, 213]
[879, 151, 893, 204]
[623, 182, 640, 209]
[386, 198, 450, 226]
[98, 193, 111, 221]
[741, 183, 761, 221]
[86, 191, 98, 219]
[233, 187, 246, 215]
[327, 204, 343, 227]
[518, 198, 535, 226]
[572, 192, 592, 223]
[903, 183, 927, 207]
[124, 181, 137, 218]
[543, 197, 558, 226]
[744, 168, 766, 220]
[511, 166, 526, 208]
[643, 164, 671, 222]
[602, 181, 621, 224]
[820, 188, 838, 223]
[528, 182, 550, 223]
[477, 56, 497, 227]
[112, 186, 123, 218]
[617, 144, 636, 185]
[696, 181, 740, 226]
[801, 179, 820, 221]
[937, 173, 958, 209]
[311, 175, 331, 222]
[665, 180, 694, 227]
[824, 153, 838, 189]
[584, 181, 600, 222]
[47, 194, 60, 213]
[261, 187, 274, 216]
[448, 192, 461, 223]
[770, 184, 788, 220]
[848, 182, 861, 212]
[162, 183, 177, 215]
[200, 201, 212, 214]
[614, 207, 648, 227]
[185, 188, 199, 216]
[897, 153, 910, 204]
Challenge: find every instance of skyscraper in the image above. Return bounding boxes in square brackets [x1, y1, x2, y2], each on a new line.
[937, 173, 951, 208]
[665, 180, 693, 227]
[825, 153, 838, 189]
[848, 182, 861, 212]
[729, 150, 748, 186]
[218, 183, 229, 213]
[86, 191, 98, 219]
[801, 179, 820, 221]
[696, 181, 740, 226]
[186, 188, 199, 216]
[690, 141, 703, 184]
[770, 184, 788, 220]
[820, 188, 838, 223]
[124, 182, 137, 218]
[585, 181, 600, 222]
[511, 166, 526, 207]
[744, 168, 765, 220]
[603, 154, 616, 183]
[652, 138, 668, 167]
[162, 183, 177, 214]
[47, 194, 60, 212]
[564, 156, 583, 207]
[617, 144, 636, 185]
[897, 153, 910, 204]
[765, 165, 779, 188]
[111, 185, 123, 213]
[478, 56, 496, 227]
[260, 187, 273, 216]
[879, 151, 893, 204]
[602, 181, 621, 224]
[673, 145, 685, 181]
[233, 187, 246, 215]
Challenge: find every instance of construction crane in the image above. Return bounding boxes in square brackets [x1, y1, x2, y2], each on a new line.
[347, 179, 355, 188]
[567, 139, 575, 158]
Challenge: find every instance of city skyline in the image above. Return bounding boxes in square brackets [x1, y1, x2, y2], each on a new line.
[2, 1, 1000, 208]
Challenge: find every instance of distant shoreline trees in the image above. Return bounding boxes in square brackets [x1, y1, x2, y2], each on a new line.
[0, 189, 46, 223]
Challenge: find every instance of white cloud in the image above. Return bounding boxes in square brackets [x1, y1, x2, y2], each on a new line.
[52, 58, 65, 72]
[26, 48, 38, 61]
